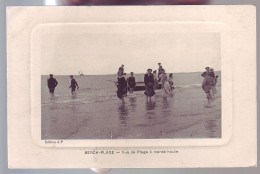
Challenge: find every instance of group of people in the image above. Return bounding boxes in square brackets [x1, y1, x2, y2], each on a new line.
[47, 74, 79, 98]
[116, 63, 175, 103]
[201, 67, 219, 106]
[116, 65, 134, 103]
[47, 65, 219, 106]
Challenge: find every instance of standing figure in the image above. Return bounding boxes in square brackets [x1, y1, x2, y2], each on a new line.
[118, 64, 126, 75]
[162, 80, 171, 101]
[159, 69, 167, 89]
[212, 75, 219, 94]
[201, 72, 214, 106]
[209, 68, 215, 78]
[144, 69, 155, 102]
[153, 70, 158, 90]
[127, 72, 136, 94]
[168, 73, 174, 91]
[158, 63, 163, 79]
[116, 71, 127, 103]
[69, 75, 79, 95]
[209, 68, 217, 95]
[47, 74, 58, 98]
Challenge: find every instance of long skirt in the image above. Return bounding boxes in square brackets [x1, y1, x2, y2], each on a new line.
[117, 88, 127, 99]
[144, 82, 155, 97]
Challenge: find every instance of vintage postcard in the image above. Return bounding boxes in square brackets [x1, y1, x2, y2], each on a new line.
[7, 6, 256, 168]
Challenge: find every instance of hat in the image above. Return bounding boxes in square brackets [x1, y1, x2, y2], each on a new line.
[205, 67, 210, 70]
[147, 68, 152, 71]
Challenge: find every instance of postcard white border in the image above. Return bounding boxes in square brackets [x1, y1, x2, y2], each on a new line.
[7, 6, 256, 168]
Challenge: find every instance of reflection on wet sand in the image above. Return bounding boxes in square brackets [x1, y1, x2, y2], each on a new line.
[118, 103, 129, 128]
[162, 99, 171, 116]
[49, 103, 59, 111]
[129, 97, 137, 112]
[146, 101, 156, 111]
[162, 99, 169, 109]
[204, 119, 219, 138]
[42, 84, 222, 139]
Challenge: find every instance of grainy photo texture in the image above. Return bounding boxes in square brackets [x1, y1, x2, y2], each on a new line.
[40, 25, 221, 139]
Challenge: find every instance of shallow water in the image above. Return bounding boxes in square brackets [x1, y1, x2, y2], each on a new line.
[41, 72, 221, 139]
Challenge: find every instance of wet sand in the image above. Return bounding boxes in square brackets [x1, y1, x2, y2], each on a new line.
[42, 86, 221, 139]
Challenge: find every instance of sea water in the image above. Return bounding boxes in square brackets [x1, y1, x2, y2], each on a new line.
[41, 72, 221, 139]
[42, 72, 221, 105]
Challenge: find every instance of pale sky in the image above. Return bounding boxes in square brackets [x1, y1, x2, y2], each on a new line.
[38, 24, 220, 75]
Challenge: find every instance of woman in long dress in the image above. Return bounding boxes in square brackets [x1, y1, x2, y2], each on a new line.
[144, 69, 155, 102]
[116, 71, 127, 103]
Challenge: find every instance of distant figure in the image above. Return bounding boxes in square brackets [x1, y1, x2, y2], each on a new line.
[144, 69, 155, 102]
[158, 63, 163, 79]
[205, 67, 210, 74]
[209, 68, 216, 94]
[212, 75, 219, 95]
[168, 73, 174, 91]
[153, 70, 158, 90]
[209, 68, 216, 78]
[215, 75, 219, 83]
[201, 72, 214, 106]
[47, 74, 58, 98]
[159, 69, 167, 88]
[116, 71, 127, 103]
[118, 64, 126, 75]
[127, 72, 136, 94]
[69, 75, 79, 95]
[211, 70, 218, 94]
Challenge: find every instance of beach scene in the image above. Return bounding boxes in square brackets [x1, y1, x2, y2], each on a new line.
[36, 25, 221, 140]
[42, 71, 221, 139]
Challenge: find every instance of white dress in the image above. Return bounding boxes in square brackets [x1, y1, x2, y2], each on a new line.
[162, 81, 170, 97]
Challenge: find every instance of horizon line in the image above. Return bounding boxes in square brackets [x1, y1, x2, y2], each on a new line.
[42, 70, 221, 76]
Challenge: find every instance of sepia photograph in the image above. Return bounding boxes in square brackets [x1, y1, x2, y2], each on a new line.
[7, 6, 256, 168]
[39, 25, 221, 140]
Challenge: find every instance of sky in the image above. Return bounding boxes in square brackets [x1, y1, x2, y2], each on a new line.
[36, 24, 221, 75]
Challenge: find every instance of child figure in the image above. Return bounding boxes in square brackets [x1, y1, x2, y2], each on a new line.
[127, 72, 136, 94]
[69, 75, 79, 95]
[168, 73, 174, 91]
